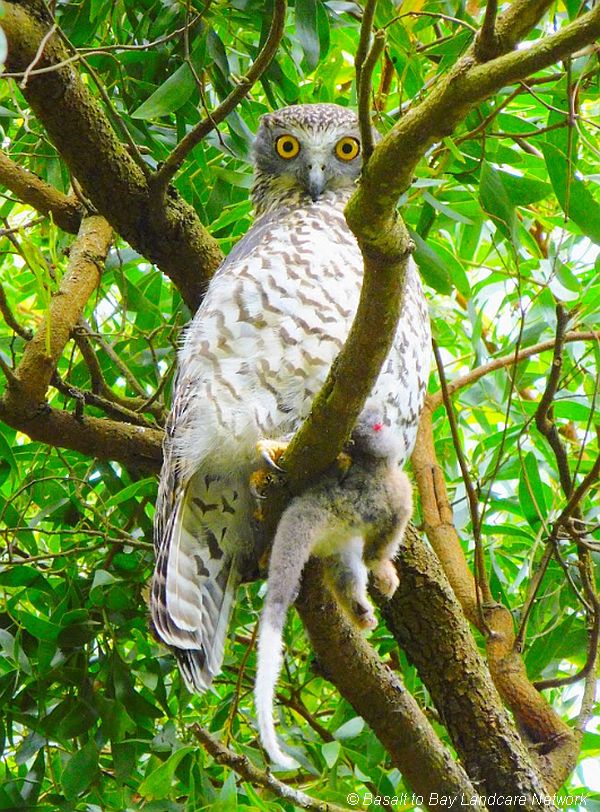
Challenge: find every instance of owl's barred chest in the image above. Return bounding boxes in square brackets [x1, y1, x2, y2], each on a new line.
[176, 201, 429, 472]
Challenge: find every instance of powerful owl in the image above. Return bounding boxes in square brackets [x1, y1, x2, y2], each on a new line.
[150, 103, 431, 691]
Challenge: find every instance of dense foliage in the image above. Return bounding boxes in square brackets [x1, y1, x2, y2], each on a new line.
[0, 0, 599, 809]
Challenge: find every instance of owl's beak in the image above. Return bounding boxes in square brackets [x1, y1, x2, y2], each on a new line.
[306, 165, 326, 201]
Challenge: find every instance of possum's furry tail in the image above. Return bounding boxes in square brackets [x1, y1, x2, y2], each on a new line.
[254, 502, 327, 770]
[255, 616, 298, 769]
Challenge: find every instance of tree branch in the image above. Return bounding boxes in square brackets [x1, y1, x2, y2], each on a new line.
[357, 30, 385, 161]
[0, 148, 84, 233]
[152, 0, 287, 194]
[534, 305, 573, 495]
[296, 560, 478, 805]
[378, 524, 558, 799]
[191, 723, 349, 812]
[475, 0, 500, 60]
[411, 404, 577, 786]
[5, 215, 112, 412]
[433, 339, 491, 611]
[428, 330, 600, 412]
[0, 399, 163, 473]
[3, 0, 223, 310]
[0, 282, 33, 340]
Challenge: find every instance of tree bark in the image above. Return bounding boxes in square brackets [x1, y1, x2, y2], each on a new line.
[3, 0, 223, 310]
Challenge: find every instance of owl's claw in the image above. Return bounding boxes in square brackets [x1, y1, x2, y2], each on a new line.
[256, 439, 288, 471]
[249, 468, 276, 500]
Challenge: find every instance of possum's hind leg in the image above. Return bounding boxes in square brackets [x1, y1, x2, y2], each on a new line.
[324, 537, 377, 630]
[363, 470, 413, 599]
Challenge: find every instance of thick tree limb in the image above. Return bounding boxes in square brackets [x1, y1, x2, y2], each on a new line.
[378, 524, 559, 801]
[494, 0, 554, 52]
[5, 215, 112, 411]
[0, 400, 163, 473]
[0, 149, 83, 233]
[296, 560, 478, 806]
[275, 2, 600, 505]
[350, 3, 600, 240]
[2, 0, 223, 310]
[152, 0, 287, 193]
[411, 404, 578, 787]
[257, 0, 598, 795]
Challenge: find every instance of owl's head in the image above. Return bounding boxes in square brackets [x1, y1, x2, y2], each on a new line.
[252, 104, 362, 213]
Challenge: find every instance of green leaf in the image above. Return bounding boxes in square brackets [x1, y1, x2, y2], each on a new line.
[296, 0, 320, 70]
[139, 747, 195, 800]
[479, 161, 517, 243]
[518, 452, 547, 530]
[541, 141, 600, 246]
[321, 739, 341, 768]
[132, 40, 207, 120]
[410, 231, 452, 295]
[132, 65, 196, 119]
[333, 716, 364, 740]
[60, 741, 99, 800]
[105, 476, 156, 508]
[497, 171, 552, 207]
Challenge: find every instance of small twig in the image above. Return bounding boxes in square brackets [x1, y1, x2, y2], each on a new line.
[475, 0, 500, 61]
[78, 320, 148, 401]
[51, 372, 156, 428]
[20, 23, 57, 89]
[433, 340, 493, 615]
[355, 0, 378, 94]
[385, 11, 478, 34]
[553, 453, 600, 537]
[576, 550, 600, 729]
[224, 621, 258, 745]
[427, 330, 600, 412]
[191, 724, 349, 812]
[357, 30, 385, 160]
[0, 283, 33, 340]
[0, 354, 20, 388]
[535, 304, 573, 496]
[72, 325, 166, 422]
[515, 545, 553, 650]
[152, 0, 287, 194]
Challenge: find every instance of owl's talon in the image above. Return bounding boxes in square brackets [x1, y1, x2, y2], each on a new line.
[256, 439, 289, 471]
[336, 450, 352, 477]
[250, 469, 275, 500]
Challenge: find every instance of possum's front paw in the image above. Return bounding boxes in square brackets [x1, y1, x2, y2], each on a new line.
[371, 560, 399, 599]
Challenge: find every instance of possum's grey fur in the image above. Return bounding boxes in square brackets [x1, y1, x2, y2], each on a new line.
[254, 407, 412, 768]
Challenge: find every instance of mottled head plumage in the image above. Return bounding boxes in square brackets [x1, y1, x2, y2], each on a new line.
[252, 103, 362, 215]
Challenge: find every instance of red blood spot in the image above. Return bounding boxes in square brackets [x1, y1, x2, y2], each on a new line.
[372, 423, 383, 432]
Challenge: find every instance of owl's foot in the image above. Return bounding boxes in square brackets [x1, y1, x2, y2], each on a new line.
[370, 559, 400, 599]
[249, 468, 279, 501]
[256, 439, 288, 471]
[335, 450, 352, 478]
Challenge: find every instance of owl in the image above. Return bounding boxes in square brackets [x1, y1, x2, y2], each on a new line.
[150, 103, 431, 692]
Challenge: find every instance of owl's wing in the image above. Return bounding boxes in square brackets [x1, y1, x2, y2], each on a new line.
[151, 366, 246, 692]
[151, 474, 241, 691]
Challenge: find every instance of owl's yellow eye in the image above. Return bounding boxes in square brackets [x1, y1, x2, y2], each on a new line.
[275, 135, 301, 159]
[335, 137, 360, 161]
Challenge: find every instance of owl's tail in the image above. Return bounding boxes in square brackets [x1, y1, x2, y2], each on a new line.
[150, 477, 240, 692]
